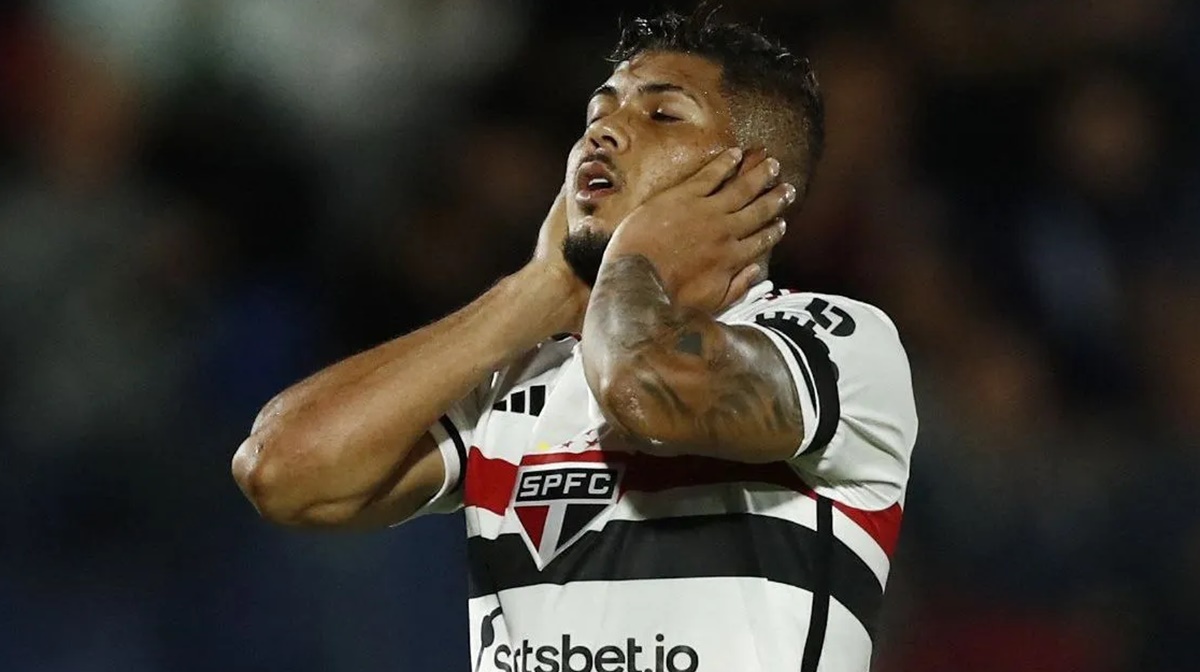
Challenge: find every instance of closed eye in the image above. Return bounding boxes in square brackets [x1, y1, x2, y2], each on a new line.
[651, 110, 682, 123]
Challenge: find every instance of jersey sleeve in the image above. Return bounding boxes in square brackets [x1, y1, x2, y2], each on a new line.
[409, 374, 495, 517]
[730, 294, 918, 510]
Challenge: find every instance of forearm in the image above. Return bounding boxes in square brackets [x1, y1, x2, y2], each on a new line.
[235, 262, 582, 520]
[581, 254, 801, 459]
[581, 254, 711, 439]
[581, 253, 693, 372]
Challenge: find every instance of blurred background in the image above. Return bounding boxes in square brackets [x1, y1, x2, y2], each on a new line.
[1, 0, 1197, 670]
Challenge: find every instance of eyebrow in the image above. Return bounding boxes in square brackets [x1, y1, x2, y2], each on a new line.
[590, 82, 701, 105]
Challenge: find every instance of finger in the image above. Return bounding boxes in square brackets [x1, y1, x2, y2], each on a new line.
[735, 147, 770, 177]
[704, 148, 765, 200]
[731, 182, 796, 236]
[733, 218, 788, 266]
[683, 147, 744, 196]
[710, 154, 782, 213]
[721, 263, 762, 310]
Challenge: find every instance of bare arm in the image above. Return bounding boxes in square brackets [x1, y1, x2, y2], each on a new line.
[233, 197, 587, 528]
[582, 254, 802, 461]
[580, 148, 802, 461]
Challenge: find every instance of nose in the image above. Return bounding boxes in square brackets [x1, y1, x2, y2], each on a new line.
[585, 117, 629, 154]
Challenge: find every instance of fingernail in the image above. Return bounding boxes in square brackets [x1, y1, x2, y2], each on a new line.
[729, 147, 743, 160]
[767, 158, 780, 175]
[779, 219, 788, 234]
[784, 183, 797, 203]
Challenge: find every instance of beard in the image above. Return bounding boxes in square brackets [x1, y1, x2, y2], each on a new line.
[560, 227, 612, 288]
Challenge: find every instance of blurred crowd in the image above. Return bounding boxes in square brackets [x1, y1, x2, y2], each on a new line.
[1, 1, 1197, 671]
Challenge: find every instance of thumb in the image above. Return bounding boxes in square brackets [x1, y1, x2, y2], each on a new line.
[720, 263, 761, 311]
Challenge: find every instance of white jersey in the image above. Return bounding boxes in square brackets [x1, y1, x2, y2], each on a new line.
[415, 281, 918, 672]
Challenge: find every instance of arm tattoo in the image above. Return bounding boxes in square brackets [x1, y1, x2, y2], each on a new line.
[675, 330, 703, 356]
[582, 254, 803, 458]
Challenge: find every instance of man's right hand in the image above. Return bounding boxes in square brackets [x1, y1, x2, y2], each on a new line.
[527, 188, 591, 334]
[237, 159, 653, 528]
[532, 189, 571, 265]
[234, 187, 595, 528]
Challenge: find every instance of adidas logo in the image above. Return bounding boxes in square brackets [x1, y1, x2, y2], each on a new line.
[492, 385, 547, 416]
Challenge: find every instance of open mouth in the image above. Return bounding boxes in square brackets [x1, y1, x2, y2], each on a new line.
[574, 160, 621, 205]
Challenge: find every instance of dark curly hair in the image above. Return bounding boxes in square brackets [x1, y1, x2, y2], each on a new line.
[610, 7, 825, 201]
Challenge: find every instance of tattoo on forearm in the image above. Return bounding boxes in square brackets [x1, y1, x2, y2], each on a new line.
[585, 254, 803, 451]
[633, 366, 689, 417]
[586, 254, 680, 351]
[675, 330, 703, 356]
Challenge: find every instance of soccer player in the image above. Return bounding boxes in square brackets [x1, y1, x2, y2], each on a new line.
[233, 10, 917, 672]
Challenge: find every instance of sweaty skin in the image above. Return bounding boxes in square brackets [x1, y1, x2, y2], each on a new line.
[565, 53, 736, 242]
[571, 53, 806, 460]
[232, 51, 806, 529]
[231, 198, 588, 528]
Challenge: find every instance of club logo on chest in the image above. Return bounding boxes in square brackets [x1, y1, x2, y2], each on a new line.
[512, 461, 622, 568]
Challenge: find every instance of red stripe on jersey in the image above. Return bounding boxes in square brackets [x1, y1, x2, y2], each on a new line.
[462, 448, 516, 516]
[462, 447, 902, 557]
[521, 451, 608, 465]
[621, 453, 903, 557]
[832, 501, 903, 558]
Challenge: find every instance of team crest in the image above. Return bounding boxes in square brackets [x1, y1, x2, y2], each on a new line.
[511, 460, 622, 568]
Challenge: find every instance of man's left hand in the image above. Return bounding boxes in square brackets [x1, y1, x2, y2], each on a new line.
[601, 146, 795, 315]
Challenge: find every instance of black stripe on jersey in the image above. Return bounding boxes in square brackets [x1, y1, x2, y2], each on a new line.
[800, 496, 833, 672]
[492, 385, 547, 416]
[467, 513, 882, 638]
[437, 415, 467, 492]
[528, 385, 546, 416]
[759, 324, 818, 414]
[757, 317, 840, 454]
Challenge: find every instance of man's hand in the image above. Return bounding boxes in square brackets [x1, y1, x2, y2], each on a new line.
[234, 188, 597, 529]
[527, 188, 591, 334]
[603, 147, 795, 315]
[580, 146, 804, 462]
[532, 189, 571, 264]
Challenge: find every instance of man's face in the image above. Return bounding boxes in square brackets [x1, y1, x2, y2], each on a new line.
[561, 51, 736, 284]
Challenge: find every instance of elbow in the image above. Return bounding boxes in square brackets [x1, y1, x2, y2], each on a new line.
[596, 372, 647, 435]
[232, 431, 328, 527]
[233, 394, 303, 523]
[584, 343, 690, 455]
[583, 340, 651, 431]
[232, 434, 293, 524]
[595, 369, 679, 456]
